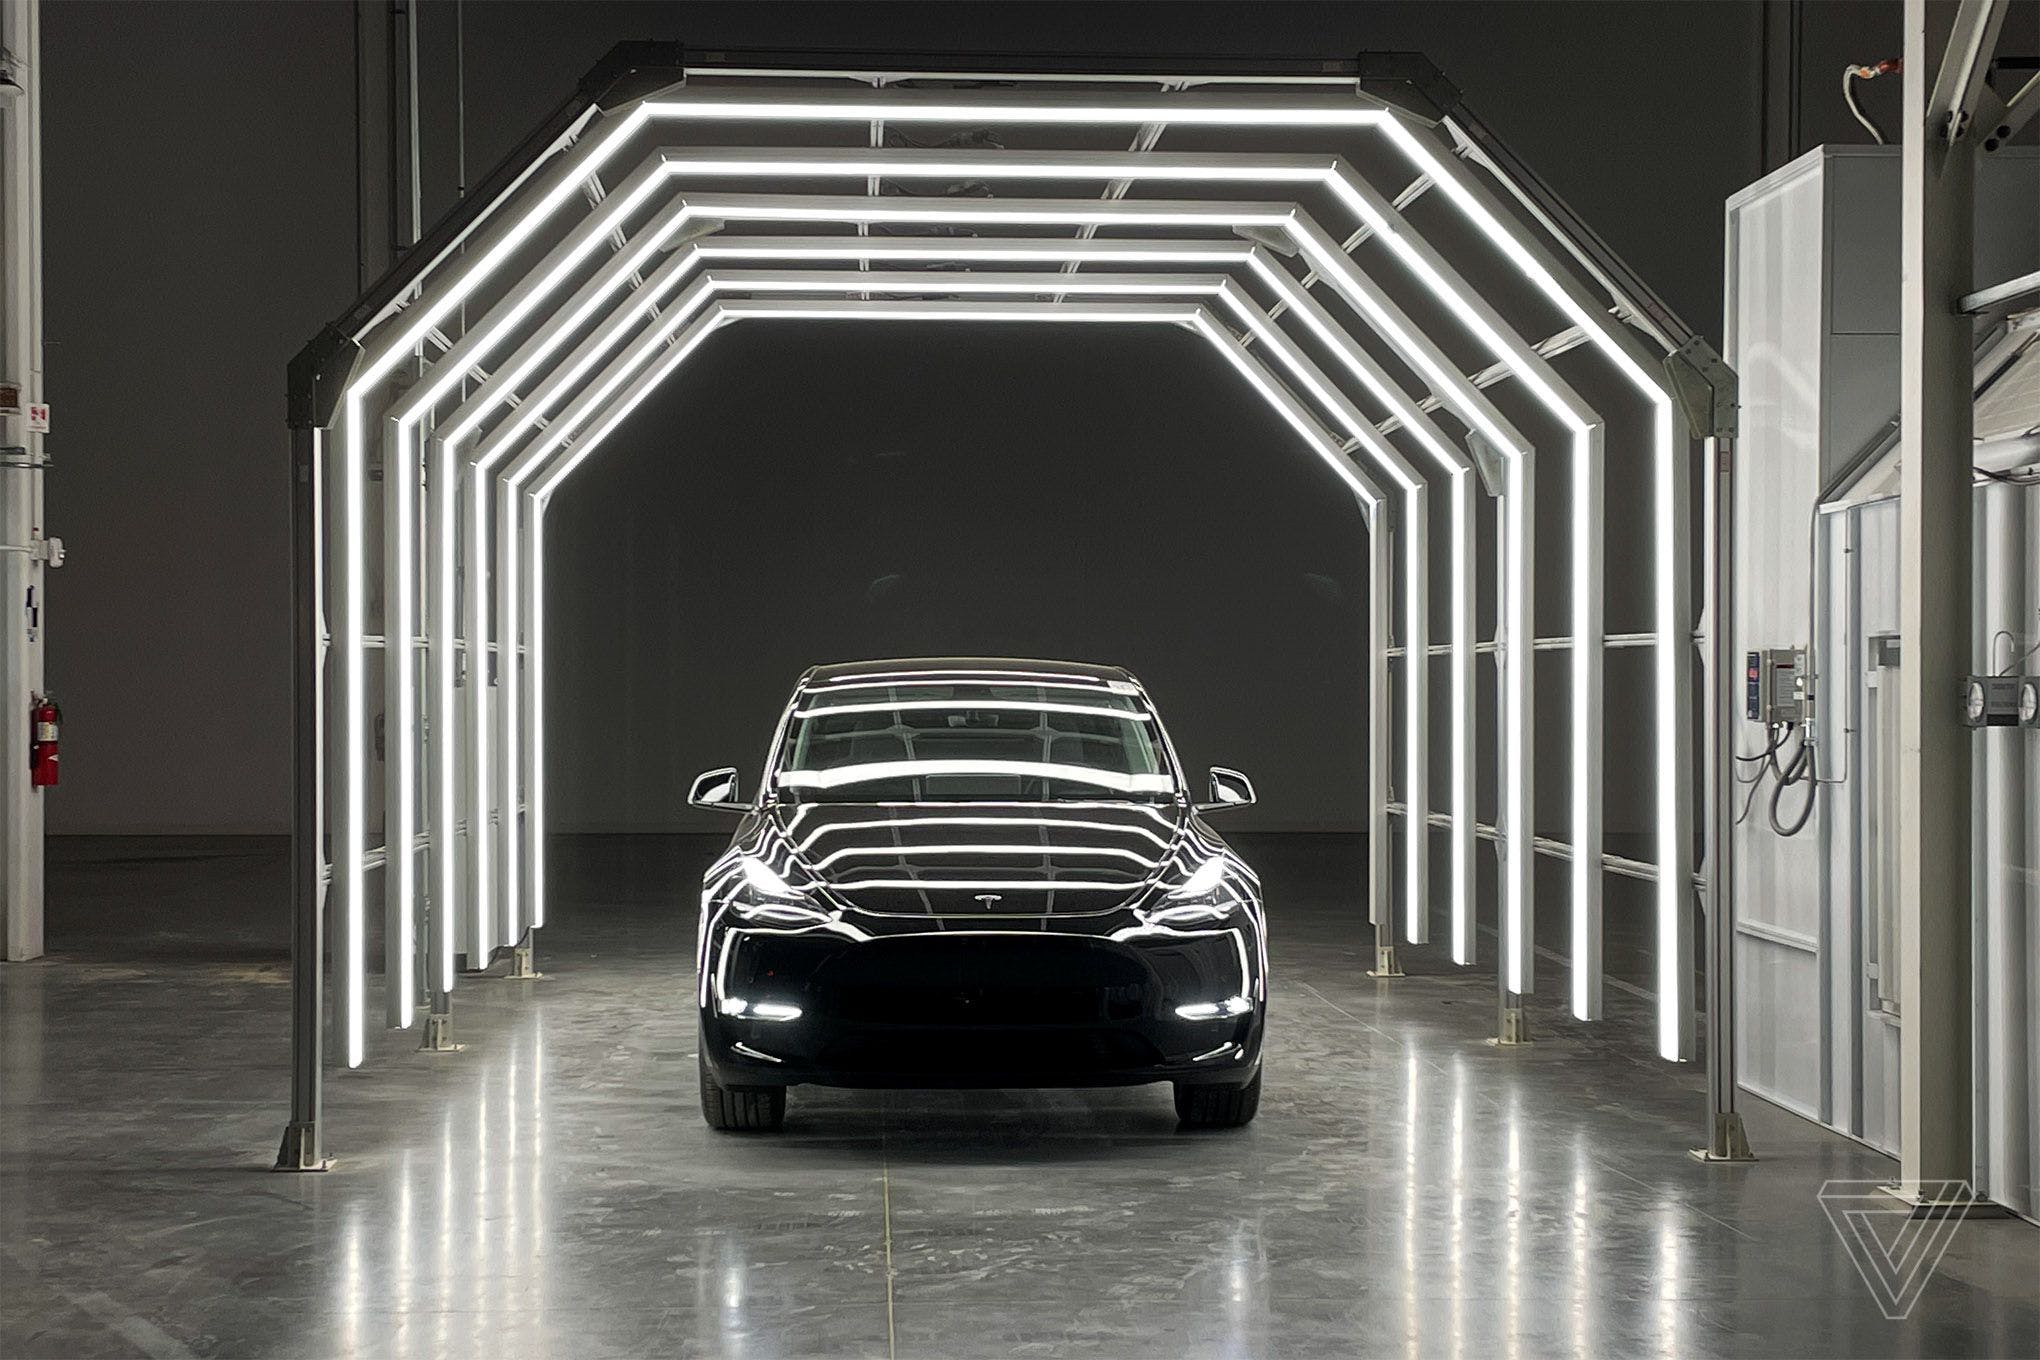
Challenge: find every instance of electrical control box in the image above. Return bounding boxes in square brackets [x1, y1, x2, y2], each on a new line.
[1745, 647, 1811, 726]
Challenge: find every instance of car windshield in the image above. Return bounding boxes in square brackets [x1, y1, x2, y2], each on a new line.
[774, 681, 1176, 804]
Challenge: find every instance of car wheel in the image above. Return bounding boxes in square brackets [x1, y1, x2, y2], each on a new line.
[1173, 1070, 1261, 1129]
[699, 1049, 787, 1132]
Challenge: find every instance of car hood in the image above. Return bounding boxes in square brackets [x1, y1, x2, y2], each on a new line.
[769, 801, 1192, 917]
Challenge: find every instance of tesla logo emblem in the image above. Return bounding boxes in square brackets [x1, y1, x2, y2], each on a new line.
[974, 893, 1002, 908]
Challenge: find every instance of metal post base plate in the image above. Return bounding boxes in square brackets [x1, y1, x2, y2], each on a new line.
[1688, 1111, 1757, 1163]
[418, 1010, 465, 1053]
[1487, 1004, 1532, 1046]
[1366, 944, 1404, 978]
[1876, 1184, 2015, 1218]
[273, 1122, 331, 1173]
[505, 943, 543, 980]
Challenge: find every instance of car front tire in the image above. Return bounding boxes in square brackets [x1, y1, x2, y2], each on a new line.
[1173, 1070, 1261, 1128]
[699, 1048, 787, 1132]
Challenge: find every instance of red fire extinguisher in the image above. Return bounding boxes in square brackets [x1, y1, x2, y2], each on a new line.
[30, 696, 58, 788]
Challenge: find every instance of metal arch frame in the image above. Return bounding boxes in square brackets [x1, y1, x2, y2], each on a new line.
[477, 272, 1425, 950]
[393, 180, 1533, 1023]
[284, 69, 1722, 1168]
[344, 101, 1682, 1047]
[394, 187, 1510, 1029]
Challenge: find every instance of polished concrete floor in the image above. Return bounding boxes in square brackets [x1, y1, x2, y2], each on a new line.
[2, 834, 2036, 1359]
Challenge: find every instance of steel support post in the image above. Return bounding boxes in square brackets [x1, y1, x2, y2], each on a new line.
[0, 0, 45, 964]
[1897, 0, 1981, 1201]
[1698, 433, 1754, 1160]
[1495, 461, 1532, 1044]
[277, 427, 329, 1171]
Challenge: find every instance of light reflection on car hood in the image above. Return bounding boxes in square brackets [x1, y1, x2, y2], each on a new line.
[768, 801, 1197, 917]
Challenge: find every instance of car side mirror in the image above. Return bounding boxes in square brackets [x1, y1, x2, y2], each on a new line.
[688, 767, 745, 813]
[1198, 766, 1256, 813]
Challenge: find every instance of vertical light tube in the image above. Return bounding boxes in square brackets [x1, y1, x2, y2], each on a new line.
[1654, 399, 1692, 1059]
[340, 397, 366, 1068]
[465, 464, 493, 960]
[1451, 473, 1475, 964]
[1573, 428, 1606, 1020]
[497, 480, 522, 947]
[1504, 457, 1534, 997]
[1404, 482, 1429, 943]
[383, 418, 416, 1029]
[527, 494, 547, 930]
[1369, 508, 1392, 940]
[431, 434, 459, 991]
[1378, 119, 1686, 1050]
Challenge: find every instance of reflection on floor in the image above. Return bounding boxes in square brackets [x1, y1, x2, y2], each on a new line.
[1, 834, 2035, 1358]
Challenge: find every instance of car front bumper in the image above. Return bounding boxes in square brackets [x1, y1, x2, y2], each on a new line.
[698, 924, 1264, 1090]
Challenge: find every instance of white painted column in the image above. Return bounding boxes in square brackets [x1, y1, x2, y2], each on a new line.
[1898, 0, 1979, 1195]
[0, 0, 46, 962]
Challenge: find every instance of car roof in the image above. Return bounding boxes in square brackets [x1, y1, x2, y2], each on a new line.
[801, 657, 1138, 688]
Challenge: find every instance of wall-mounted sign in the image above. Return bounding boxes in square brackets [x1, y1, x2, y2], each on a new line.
[0, 383, 18, 414]
[25, 403, 47, 435]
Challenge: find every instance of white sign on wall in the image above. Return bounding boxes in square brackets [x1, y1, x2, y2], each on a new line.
[25, 403, 47, 435]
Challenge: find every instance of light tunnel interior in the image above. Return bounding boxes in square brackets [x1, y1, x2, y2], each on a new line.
[309, 70, 1704, 1084]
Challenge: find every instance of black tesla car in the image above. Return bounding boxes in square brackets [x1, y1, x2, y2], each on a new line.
[689, 658, 1267, 1132]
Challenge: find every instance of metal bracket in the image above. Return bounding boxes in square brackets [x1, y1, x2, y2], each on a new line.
[1689, 1111, 1757, 1163]
[418, 1007, 464, 1052]
[273, 1122, 331, 1173]
[1664, 337, 1739, 439]
[1465, 431, 1506, 498]
[1367, 943, 1405, 978]
[286, 324, 366, 431]
[1353, 51, 1462, 125]
[506, 934, 544, 980]
[1489, 1004, 1533, 1046]
[581, 40, 689, 108]
[1232, 224, 1300, 258]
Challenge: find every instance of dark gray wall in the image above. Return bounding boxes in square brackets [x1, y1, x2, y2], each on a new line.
[42, 1, 1911, 835]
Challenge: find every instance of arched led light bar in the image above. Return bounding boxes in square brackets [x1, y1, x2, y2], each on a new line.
[391, 187, 1525, 1029]
[474, 273, 1430, 954]
[454, 255, 1439, 940]
[300, 72, 1710, 1117]
[395, 156, 1556, 991]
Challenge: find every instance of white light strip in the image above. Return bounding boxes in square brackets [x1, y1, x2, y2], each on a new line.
[808, 844, 1160, 870]
[789, 814, 1174, 852]
[431, 432, 458, 991]
[527, 496, 546, 931]
[640, 91, 1392, 127]
[792, 699, 1153, 721]
[496, 480, 520, 948]
[776, 760, 1177, 793]
[387, 420, 415, 1028]
[1320, 166, 1604, 1010]
[1374, 120, 1681, 1054]
[341, 396, 365, 1068]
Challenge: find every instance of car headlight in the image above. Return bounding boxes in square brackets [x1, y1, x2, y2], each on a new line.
[1144, 855, 1235, 926]
[731, 855, 833, 924]
[1167, 855, 1228, 901]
